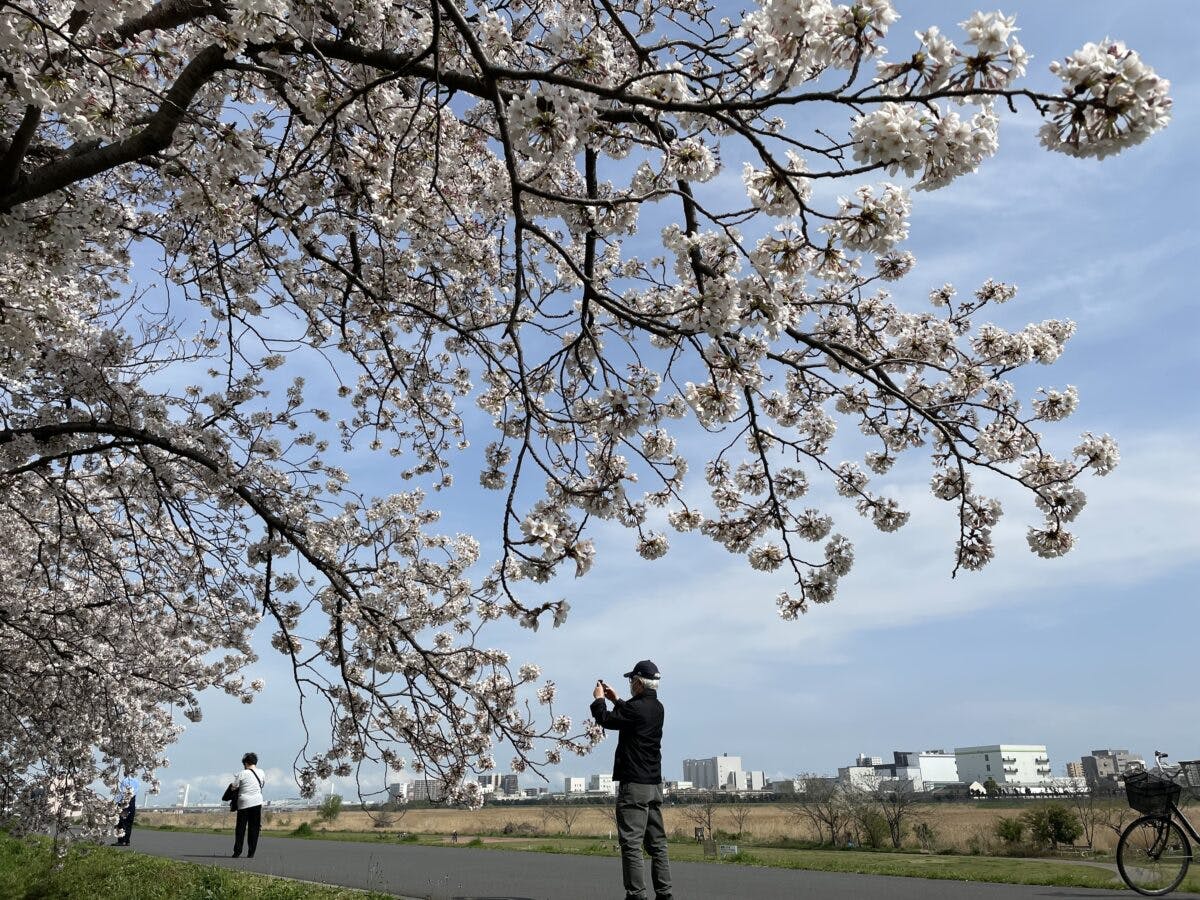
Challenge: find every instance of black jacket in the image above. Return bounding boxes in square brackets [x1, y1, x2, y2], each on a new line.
[590, 689, 664, 785]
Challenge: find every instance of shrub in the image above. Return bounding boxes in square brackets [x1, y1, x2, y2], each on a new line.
[372, 813, 395, 829]
[857, 810, 890, 849]
[994, 816, 1024, 845]
[316, 794, 343, 823]
[396, 832, 419, 843]
[1021, 804, 1083, 850]
[291, 821, 314, 837]
[966, 824, 1001, 856]
[466, 837, 483, 847]
[501, 821, 537, 835]
[913, 821, 937, 851]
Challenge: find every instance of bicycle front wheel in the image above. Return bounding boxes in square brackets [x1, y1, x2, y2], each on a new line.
[1118, 814, 1192, 896]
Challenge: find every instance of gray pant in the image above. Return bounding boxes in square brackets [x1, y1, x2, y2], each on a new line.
[615, 782, 672, 900]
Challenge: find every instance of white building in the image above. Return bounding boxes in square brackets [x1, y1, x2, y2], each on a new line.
[839, 764, 892, 789]
[728, 770, 768, 791]
[768, 779, 805, 795]
[838, 751, 959, 792]
[477, 774, 502, 795]
[682, 754, 742, 791]
[564, 777, 586, 795]
[386, 782, 410, 803]
[915, 751, 959, 788]
[588, 774, 615, 795]
[955, 745, 1052, 789]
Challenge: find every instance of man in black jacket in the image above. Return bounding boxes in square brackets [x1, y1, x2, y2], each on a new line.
[591, 660, 672, 900]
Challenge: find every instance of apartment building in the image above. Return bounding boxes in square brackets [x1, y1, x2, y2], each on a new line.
[955, 745, 1052, 787]
[1080, 749, 1145, 785]
[409, 779, 446, 803]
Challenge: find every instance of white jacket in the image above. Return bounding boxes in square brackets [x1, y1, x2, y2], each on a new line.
[234, 767, 265, 810]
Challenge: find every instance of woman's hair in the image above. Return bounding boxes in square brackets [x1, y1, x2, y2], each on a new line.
[242, 752, 258, 766]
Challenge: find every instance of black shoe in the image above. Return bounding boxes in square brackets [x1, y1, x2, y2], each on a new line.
[231, 853, 241, 858]
[247, 854, 254, 859]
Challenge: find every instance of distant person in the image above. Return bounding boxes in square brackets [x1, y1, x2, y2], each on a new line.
[591, 660, 672, 900]
[229, 752, 265, 858]
[113, 773, 141, 846]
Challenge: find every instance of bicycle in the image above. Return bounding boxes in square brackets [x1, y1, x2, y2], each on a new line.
[1117, 751, 1200, 895]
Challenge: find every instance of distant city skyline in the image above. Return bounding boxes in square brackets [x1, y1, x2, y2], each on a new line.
[147, 740, 1163, 807]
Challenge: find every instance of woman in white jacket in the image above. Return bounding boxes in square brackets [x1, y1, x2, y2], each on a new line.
[230, 752, 266, 858]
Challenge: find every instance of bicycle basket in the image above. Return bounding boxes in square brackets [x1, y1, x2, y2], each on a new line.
[1181, 761, 1200, 800]
[1125, 769, 1181, 815]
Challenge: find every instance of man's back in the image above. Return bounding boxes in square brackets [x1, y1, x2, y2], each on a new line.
[590, 689, 664, 784]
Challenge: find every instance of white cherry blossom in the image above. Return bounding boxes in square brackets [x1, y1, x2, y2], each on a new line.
[0, 0, 1169, 835]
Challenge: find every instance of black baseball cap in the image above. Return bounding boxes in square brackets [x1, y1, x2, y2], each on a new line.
[623, 660, 660, 679]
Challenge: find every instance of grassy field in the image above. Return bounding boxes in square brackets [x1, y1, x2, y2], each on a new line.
[140, 798, 1138, 854]
[0, 834, 394, 900]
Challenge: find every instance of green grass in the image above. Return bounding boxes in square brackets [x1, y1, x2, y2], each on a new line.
[135, 825, 1200, 893]
[0, 835, 395, 900]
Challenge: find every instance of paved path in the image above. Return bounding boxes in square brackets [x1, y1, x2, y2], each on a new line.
[129, 830, 1125, 899]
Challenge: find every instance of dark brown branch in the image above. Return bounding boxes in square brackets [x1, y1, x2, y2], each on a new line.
[0, 105, 42, 193]
[0, 44, 228, 209]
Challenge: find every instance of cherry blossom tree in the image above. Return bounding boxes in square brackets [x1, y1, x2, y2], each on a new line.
[0, 0, 1170, 836]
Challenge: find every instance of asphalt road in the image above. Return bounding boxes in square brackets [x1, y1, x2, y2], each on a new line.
[128, 830, 1126, 899]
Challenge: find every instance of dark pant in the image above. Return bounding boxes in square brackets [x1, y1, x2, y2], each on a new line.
[616, 782, 672, 900]
[116, 800, 135, 845]
[233, 805, 262, 856]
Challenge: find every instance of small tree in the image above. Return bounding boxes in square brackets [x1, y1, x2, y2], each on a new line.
[680, 792, 719, 840]
[546, 799, 585, 836]
[789, 778, 849, 847]
[983, 778, 1001, 798]
[1068, 786, 1102, 849]
[536, 804, 555, 835]
[316, 793, 344, 824]
[1098, 803, 1137, 851]
[864, 777, 920, 849]
[727, 800, 754, 837]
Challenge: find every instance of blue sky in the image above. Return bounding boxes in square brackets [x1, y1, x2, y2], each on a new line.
[147, 1, 1200, 804]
